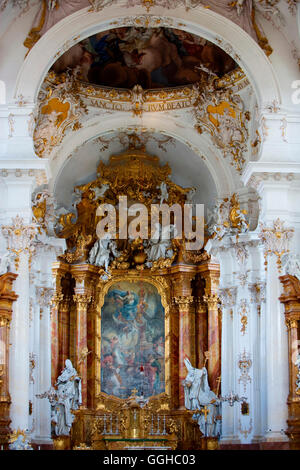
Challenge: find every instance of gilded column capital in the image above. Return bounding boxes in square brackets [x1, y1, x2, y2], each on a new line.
[203, 294, 220, 310]
[50, 293, 64, 308]
[73, 294, 92, 309]
[0, 317, 10, 328]
[285, 318, 299, 330]
[194, 298, 207, 312]
[173, 295, 194, 310]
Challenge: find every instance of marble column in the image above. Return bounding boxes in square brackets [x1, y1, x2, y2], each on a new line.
[73, 293, 91, 408]
[174, 295, 195, 408]
[201, 264, 221, 394]
[58, 298, 71, 370]
[51, 262, 69, 384]
[0, 273, 18, 447]
[195, 299, 207, 370]
[71, 265, 98, 409]
[171, 267, 196, 409]
[279, 274, 300, 448]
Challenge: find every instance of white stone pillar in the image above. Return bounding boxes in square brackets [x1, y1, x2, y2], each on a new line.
[36, 286, 53, 443]
[264, 253, 289, 441]
[257, 215, 293, 441]
[219, 285, 237, 443]
[2, 215, 37, 432]
[243, 165, 300, 442]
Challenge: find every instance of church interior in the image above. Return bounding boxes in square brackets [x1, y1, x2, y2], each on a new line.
[0, 0, 300, 451]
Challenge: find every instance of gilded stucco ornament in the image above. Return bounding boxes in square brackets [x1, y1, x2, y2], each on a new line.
[238, 350, 252, 393]
[258, 218, 294, 273]
[193, 79, 250, 173]
[54, 146, 196, 269]
[32, 188, 57, 235]
[207, 193, 249, 240]
[238, 299, 249, 335]
[34, 70, 88, 158]
[37, 69, 250, 167]
[1, 216, 37, 271]
[219, 287, 237, 309]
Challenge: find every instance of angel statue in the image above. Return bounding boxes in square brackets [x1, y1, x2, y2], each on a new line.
[282, 253, 300, 280]
[157, 182, 169, 204]
[0, 251, 11, 275]
[144, 222, 177, 267]
[9, 429, 33, 450]
[89, 232, 120, 272]
[183, 358, 221, 437]
[91, 183, 110, 201]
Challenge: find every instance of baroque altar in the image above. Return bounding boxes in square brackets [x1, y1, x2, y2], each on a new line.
[46, 145, 222, 450]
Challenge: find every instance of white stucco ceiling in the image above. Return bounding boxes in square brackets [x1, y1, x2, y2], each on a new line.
[53, 130, 217, 212]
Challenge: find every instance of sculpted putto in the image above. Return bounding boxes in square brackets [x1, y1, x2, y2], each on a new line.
[9, 431, 33, 451]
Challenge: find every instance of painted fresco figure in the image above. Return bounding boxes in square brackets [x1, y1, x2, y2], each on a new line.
[183, 358, 221, 437]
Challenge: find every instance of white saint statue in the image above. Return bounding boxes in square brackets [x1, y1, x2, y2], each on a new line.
[89, 233, 120, 272]
[183, 358, 221, 437]
[38, 359, 82, 437]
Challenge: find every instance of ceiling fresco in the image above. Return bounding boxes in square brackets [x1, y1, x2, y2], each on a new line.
[51, 27, 238, 89]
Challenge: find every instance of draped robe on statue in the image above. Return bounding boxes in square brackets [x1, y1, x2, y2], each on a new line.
[183, 358, 221, 437]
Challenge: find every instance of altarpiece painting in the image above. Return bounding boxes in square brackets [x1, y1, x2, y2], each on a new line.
[101, 281, 165, 399]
